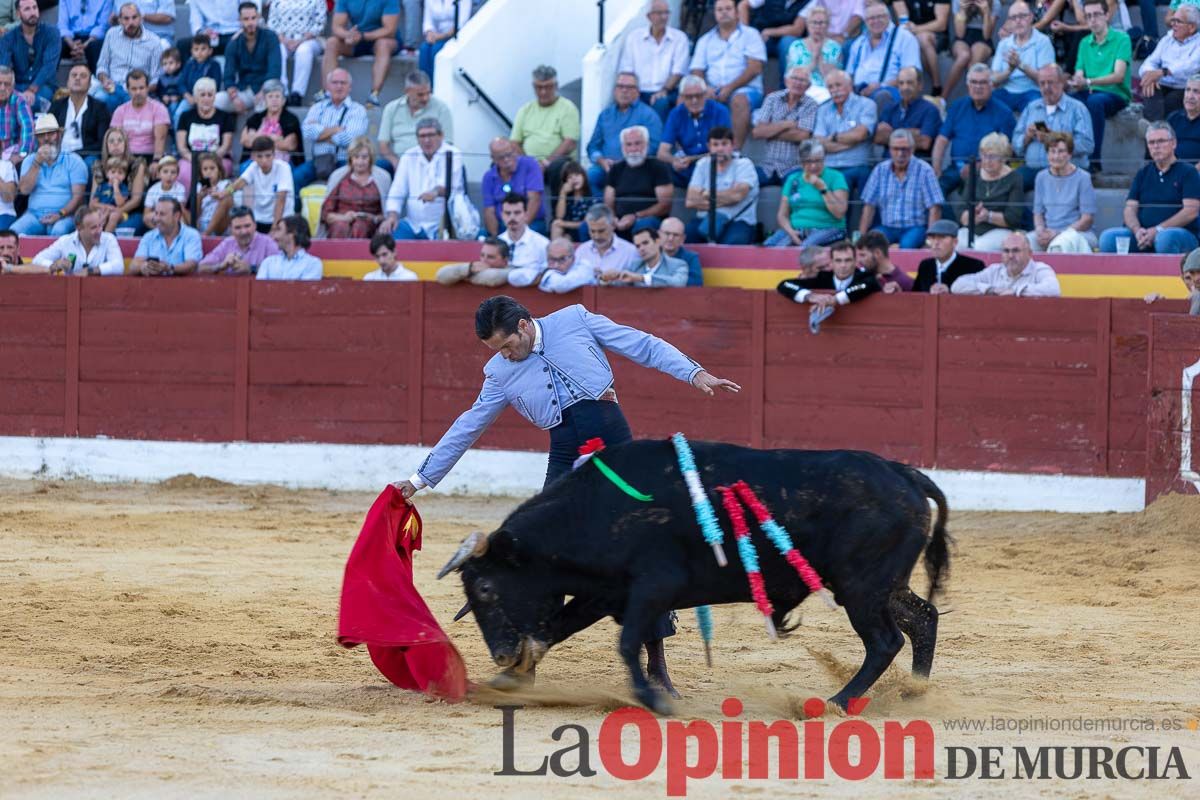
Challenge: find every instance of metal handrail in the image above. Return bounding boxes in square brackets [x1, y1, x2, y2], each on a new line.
[598, 0, 606, 45]
[966, 157, 977, 249]
[456, 68, 513, 129]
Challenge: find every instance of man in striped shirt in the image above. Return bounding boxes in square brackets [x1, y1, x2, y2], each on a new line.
[0, 64, 33, 161]
[93, 3, 163, 112]
[293, 68, 368, 188]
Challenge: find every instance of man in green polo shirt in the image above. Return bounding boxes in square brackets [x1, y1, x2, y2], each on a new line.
[1068, 0, 1132, 173]
[511, 65, 580, 169]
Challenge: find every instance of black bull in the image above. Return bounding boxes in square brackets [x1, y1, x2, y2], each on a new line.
[439, 440, 951, 715]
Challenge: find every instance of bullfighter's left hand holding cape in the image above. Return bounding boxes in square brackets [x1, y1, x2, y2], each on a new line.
[338, 485, 469, 700]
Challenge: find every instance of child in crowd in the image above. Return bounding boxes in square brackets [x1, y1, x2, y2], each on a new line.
[156, 48, 186, 119]
[143, 156, 190, 228]
[224, 137, 295, 233]
[90, 157, 133, 233]
[175, 36, 223, 127]
[195, 153, 232, 235]
[363, 233, 419, 281]
[550, 160, 591, 242]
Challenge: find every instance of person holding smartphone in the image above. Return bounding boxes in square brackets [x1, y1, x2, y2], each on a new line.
[130, 196, 202, 276]
[1012, 62, 1094, 190]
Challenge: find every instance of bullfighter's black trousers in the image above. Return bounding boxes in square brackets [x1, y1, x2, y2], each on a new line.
[545, 399, 676, 640]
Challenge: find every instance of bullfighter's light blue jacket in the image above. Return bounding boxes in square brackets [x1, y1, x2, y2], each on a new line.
[412, 304, 704, 488]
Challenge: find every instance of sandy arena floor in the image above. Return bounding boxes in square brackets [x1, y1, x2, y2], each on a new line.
[0, 477, 1198, 799]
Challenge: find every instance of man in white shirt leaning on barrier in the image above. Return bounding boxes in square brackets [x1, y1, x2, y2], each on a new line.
[951, 232, 1062, 296]
[31, 207, 125, 275]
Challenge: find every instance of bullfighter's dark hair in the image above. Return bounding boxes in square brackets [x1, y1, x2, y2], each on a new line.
[829, 240, 855, 257]
[476, 296, 532, 340]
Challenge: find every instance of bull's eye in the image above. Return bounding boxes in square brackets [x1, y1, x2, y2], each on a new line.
[475, 580, 497, 604]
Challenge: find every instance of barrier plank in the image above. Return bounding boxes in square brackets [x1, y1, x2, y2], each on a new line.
[0, 413, 68, 436]
[249, 351, 409, 386]
[248, 386, 408, 422]
[81, 310, 237, 349]
[81, 349, 234, 383]
[0, 309, 68, 346]
[1, 380, 66, 415]
[83, 277, 238, 312]
[78, 382, 231, 416]
[937, 297, 1101, 332]
[0, 345, 66, 380]
[249, 314, 407, 352]
[0, 276, 66, 307]
[252, 280, 412, 316]
[249, 418, 410, 445]
[79, 415, 233, 441]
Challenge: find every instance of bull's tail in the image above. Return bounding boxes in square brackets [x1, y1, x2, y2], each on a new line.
[904, 467, 952, 601]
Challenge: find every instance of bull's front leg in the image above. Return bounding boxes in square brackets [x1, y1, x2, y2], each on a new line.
[619, 577, 682, 716]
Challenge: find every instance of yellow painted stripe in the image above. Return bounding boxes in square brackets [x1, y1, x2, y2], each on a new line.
[321, 260, 1195, 299]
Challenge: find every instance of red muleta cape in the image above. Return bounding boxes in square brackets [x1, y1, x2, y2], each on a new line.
[337, 485, 469, 701]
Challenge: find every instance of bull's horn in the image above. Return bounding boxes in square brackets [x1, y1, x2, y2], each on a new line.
[436, 531, 488, 579]
[453, 601, 472, 621]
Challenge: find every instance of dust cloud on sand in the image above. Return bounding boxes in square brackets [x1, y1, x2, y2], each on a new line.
[1, 479, 1198, 798]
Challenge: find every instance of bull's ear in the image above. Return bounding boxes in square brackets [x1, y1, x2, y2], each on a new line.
[436, 531, 489, 579]
[453, 601, 472, 621]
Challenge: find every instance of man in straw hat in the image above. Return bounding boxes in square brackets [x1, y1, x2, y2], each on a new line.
[10, 113, 88, 236]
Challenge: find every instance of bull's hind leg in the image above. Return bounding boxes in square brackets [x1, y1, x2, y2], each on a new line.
[828, 601, 904, 712]
[890, 588, 939, 678]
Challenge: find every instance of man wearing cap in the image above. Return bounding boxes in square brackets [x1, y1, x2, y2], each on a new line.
[950, 232, 1062, 296]
[912, 218, 986, 293]
[10, 113, 88, 235]
[391, 295, 742, 696]
[1145, 248, 1200, 315]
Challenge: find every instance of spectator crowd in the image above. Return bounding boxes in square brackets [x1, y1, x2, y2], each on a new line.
[0, 0, 1199, 298]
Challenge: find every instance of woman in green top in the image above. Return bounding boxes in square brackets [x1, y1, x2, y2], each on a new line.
[957, 132, 1026, 251]
[764, 140, 849, 247]
[785, 5, 842, 103]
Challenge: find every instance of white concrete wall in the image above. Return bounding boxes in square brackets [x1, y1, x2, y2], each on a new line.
[435, 0, 647, 181]
[0, 436, 1148, 513]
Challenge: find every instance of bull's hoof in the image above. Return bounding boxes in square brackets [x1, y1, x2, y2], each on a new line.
[636, 686, 674, 716]
[650, 671, 681, 700]
[489, 668, 535, 692]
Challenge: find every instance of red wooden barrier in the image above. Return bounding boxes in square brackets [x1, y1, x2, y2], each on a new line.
[1146, 313, 1200, 500]
[1, 277, 1194, 494]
